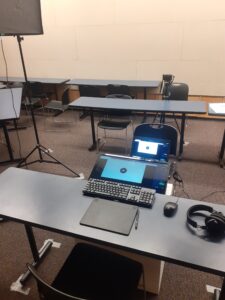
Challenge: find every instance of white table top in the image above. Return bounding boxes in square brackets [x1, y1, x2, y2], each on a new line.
[208, 103, 225, 117]
[0, 167, 224, 277]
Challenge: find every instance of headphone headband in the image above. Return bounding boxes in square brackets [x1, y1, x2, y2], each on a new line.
[187, 204, 225, 236]
[187, 204, 214, 229]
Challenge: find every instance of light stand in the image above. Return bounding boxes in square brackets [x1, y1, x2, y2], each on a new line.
[16, 35, 79, 177]
[159, 74, 174, 124]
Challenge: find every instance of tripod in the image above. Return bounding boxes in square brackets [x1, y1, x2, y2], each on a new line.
[16, 35, 79, 177]
[152, 74, 175, 124]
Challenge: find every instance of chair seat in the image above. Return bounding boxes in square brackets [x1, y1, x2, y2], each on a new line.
[98, 119, 131, 130]
[45, 100, 68, 112]
[52, 243, 143, 300]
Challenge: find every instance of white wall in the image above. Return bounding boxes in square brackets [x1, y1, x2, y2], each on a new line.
[1, 0, 225, 95]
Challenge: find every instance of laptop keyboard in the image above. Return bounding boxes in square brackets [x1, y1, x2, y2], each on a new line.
[83, 178, 156, 208]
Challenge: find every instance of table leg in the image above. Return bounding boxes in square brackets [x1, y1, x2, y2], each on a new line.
[178, 113, 186, 160]
[88, 110, 97, 151]
[2, 122, 14, 161]
[0, 122, 22, 164]
[142, 87, 148, 123]
[19, 224, 53, 285]
[218, 278, 225, 300]
[218, 129, 225, 168]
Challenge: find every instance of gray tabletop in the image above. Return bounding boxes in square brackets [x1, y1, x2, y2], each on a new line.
[208, 103, 225, 117]
[0, 76, 69, 84]
[0, 167, 224, 277]
[70, 97, 206, 114]
[68, 79, 161, 88]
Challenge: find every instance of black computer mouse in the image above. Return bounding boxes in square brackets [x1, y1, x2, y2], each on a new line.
[163, 201, 178, 217]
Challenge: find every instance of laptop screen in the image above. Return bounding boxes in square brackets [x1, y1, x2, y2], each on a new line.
[89, 154, 169, 194]
[131, 137, 170, 162]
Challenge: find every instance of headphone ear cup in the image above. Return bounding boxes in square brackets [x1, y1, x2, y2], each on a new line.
[205, 213, 225, 236]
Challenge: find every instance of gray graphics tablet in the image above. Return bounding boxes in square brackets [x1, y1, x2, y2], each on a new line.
[80, 198, 138, 236]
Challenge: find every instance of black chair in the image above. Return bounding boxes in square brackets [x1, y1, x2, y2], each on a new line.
[97, 94, 133, 153]
[107, 84, 133, 97]
[165, 82, 189, 101]
[132, 123, 178, 180]
[158, 82, 189, 133]
[79, 85, 101, 120]
[28, 242, 146, 300]
[79, 85, 101, 97]
[43, 88, 72, 131]
[22, 82, 49, 113]
[133, 123, 178, 157]
[152, 74, 174, 124]
[44, 88, 70, 116]
[166, 83, 189, 132]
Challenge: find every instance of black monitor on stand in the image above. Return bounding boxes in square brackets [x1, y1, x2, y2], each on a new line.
[0, 0, 79, 177]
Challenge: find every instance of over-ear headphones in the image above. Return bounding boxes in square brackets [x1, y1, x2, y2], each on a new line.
[187, 204, 225, 236]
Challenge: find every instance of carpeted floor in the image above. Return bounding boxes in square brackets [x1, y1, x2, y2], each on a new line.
[0, 110, 224, 300]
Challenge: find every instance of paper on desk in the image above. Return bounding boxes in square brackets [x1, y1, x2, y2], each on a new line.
[210, 103, 225, 114]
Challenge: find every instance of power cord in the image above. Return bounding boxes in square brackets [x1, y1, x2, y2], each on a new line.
[170, 162, 191, 199]
[200, 190, 225, 201]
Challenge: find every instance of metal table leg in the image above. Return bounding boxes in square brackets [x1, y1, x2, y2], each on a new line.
[19, 224, 53, 285]
[0, 122, 22, 164]
[218, 278, 225, 300]
[88, 110, 97, 151]
[218, 129, 225, 168]
[178, 113, 186, 160]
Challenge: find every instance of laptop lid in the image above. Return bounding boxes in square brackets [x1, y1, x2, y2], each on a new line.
[89, 154, 169, 194]
[131, 137, 171, 162]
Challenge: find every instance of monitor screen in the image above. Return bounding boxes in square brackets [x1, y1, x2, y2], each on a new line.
[89, 154, 169, 194]
[0, 0, 43, 36]
[131, 137, 170, 162]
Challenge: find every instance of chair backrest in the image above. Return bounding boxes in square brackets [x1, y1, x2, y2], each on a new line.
[165, 83, 189, 101]
[105, 94, 132, 99]
[29, 82, 46, 98]
[62, 88, 70, 105]
[107, 84, 132, 97]
[79, 85, 101, 97]
[133, 123, 178, 156]
[27, 264, 85, 300]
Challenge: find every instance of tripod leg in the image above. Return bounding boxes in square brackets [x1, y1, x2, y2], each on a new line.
[17, 145, 40, 167]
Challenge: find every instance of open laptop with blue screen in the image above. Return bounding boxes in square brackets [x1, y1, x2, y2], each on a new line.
[131, 137, 171, 162]
[85, 154, 169, 195]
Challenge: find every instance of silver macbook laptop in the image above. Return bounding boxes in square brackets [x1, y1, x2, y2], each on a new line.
[88, 153, 169, 194]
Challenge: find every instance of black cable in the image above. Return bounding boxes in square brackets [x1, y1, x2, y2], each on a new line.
[172, 169, 191, 199]
[200, 190, 225, 201]
[1, 38, 23, 159]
